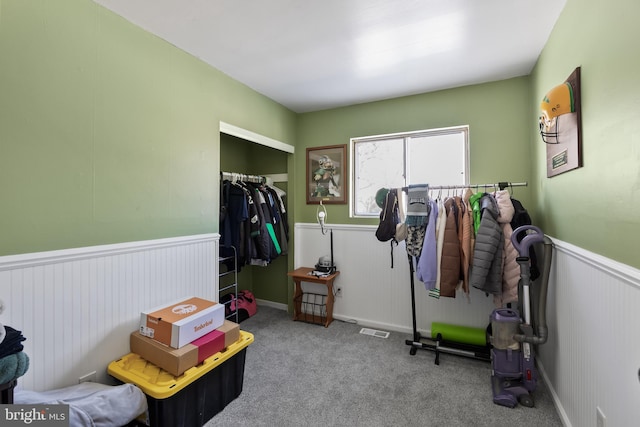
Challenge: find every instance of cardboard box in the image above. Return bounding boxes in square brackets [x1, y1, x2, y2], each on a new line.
[131, 327, 230, 376]
[216, 320, 240, 347]
[130, 331, 198, 377]
[140, 297, 225, 348]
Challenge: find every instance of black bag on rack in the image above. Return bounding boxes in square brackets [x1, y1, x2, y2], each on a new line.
[375, 189, 400, 268]
[375, 189, 399, 242]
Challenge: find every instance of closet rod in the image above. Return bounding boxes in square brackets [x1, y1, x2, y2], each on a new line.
[221, 171, 265, 184]
[403, 181, 528, 191]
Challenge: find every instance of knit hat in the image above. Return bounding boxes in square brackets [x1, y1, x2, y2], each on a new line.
[375, 188, 389, 209]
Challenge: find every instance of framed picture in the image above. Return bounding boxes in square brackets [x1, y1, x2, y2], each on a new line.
[306, 144, 347, 204]
[539, 67, 583, 177]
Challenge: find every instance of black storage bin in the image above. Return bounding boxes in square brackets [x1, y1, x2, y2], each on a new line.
[109, 331, 253, 427]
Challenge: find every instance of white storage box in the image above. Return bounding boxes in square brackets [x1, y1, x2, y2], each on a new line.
[140, 297, 225, 348]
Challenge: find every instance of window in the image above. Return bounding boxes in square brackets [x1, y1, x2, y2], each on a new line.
[350, 126, 469, 217]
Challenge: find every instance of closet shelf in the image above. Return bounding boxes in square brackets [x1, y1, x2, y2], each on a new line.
[219, 283, 237, 293]
[218, 246, 239, 323]
[219, 270, 236, 279]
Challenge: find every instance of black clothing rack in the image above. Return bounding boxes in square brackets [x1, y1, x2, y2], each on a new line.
[221, 171, 265, 184]
[403, 181, 527, 364]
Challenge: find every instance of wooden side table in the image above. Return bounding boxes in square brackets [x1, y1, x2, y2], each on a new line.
[288, 267, 340, 327]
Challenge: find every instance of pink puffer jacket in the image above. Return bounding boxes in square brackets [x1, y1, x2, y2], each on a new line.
[494, 190, 519, 307]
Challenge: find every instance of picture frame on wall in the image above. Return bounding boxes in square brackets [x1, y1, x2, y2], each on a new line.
[306, 144, 347, 204]
[539, 66, 583, 177]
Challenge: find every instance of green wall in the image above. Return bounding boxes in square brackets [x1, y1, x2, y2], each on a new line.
[3, 0, 638, 276]
[0, 0, 296, 256]
[530, 0, 640, 268]
[296, 77, 533, 226]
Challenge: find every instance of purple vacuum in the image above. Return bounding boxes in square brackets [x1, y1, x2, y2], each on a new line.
[490, 225, 553, 408]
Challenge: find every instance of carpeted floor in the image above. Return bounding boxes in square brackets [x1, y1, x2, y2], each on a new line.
[206, 305, 563, 427]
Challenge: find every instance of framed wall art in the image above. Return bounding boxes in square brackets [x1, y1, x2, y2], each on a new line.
[306, 144, 347, 204]
[539, 66, 583, 177]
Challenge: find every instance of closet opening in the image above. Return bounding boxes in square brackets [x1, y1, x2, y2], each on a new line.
[219, 122, 294, 314]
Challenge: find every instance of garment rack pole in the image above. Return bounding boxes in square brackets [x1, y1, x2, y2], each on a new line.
[403, 181, 528, 192]
[403, 180, 526, 364]
[221, 171, 265, 184]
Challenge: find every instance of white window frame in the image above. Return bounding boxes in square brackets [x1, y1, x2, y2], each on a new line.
[350, 125, 470, 218]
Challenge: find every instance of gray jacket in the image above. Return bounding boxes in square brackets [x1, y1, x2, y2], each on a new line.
[469, 194, 504, 295]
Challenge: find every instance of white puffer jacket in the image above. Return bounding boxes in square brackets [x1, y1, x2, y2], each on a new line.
[494, 190, 519, 306]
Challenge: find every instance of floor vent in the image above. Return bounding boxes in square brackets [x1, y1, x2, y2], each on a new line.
[359, 328, 390, 339]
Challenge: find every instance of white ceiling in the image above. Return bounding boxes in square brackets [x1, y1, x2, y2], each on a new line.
[93, 0, 566, 113]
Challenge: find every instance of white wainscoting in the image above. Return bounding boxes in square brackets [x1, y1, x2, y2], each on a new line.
[295, 223, 640, 427]
[539, 238, 640, 427]
[0, 234, 219, 392]
[294, 223, 498, 334]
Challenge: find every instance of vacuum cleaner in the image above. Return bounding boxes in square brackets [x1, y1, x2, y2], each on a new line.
[490, 225, 553, 408]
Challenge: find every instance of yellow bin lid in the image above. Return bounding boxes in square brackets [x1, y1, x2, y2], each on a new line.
[108, 330, 254, 399]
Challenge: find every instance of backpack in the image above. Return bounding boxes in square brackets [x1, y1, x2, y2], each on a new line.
[375, 189, 400, 267]
[221, 290, 258, 322]
[510, 198, 532, 240]
[509, 198, 539, 281]
[375, 189, 399, 242]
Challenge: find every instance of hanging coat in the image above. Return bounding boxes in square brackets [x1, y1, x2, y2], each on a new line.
[251, 185, 280, 261]
[439, 198, 461, 298]
[431, 197, 447, 298]
[221, 181, 251, 267]
[464, 189, 476, 263]
[459, 190, 474, 294]
[469, 192, 485, 235]
[494, 190, 519, 306]
[258, 185, 282, 258]
[469, 194, 503, 296]
[266, 186, 289, 255]
[416, 199, 438, 290]
[244, 184, 271, 263]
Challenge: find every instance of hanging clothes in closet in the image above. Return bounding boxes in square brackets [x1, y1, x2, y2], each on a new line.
[219, 173, 289, 271]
